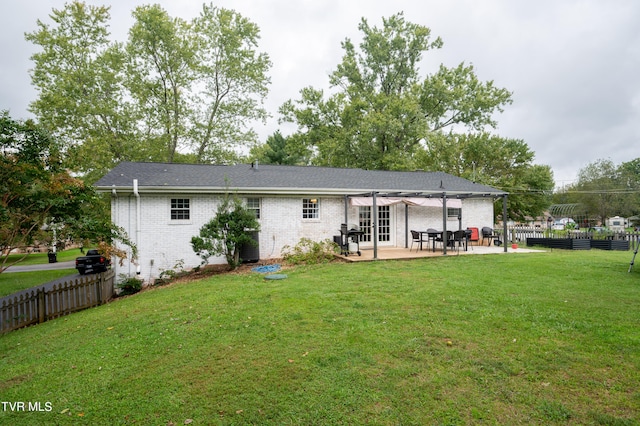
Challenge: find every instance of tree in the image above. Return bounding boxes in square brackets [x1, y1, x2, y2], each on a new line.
[189, 5, 271, 163]
[416, 132, 554, 221]
[191, 193, 260, 269]
[0, 111, 135, 273]
[279, 13, 513, 170]
[25, 1, 141, 183]
[250, 130, 309, 165]
[568, 158, 640, 225]
[26, 1, 271, 179]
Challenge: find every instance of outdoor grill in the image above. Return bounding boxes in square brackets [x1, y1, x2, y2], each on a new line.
[338, 223, 364, 256]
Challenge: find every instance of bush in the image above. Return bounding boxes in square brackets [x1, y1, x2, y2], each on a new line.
[117, 276, 143, 296]
[282, 238, 339, 265]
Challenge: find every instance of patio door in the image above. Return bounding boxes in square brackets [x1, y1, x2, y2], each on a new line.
[358, 206, 394, 246]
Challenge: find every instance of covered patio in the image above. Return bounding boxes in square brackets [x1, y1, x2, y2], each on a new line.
[343, 190, 509, 259]
[337, 244, 541, 262]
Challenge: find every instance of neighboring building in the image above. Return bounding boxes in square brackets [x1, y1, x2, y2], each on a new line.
[95, 162, 507, 281]
[606, 216, 628, 232]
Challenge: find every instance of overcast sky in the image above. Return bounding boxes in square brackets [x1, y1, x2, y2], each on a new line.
[2, 0, 639, 187]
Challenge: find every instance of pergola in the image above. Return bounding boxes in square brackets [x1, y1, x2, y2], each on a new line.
[344, 191, 509, 259]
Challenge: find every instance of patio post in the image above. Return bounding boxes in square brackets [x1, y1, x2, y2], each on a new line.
[405, 203, 409, 248]
[373, 192, 378, 260]
[442, 193, 448, 255]
[502, 194, 508, 253]
[344, 194, 348, 226]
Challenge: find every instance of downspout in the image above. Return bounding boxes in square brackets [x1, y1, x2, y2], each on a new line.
[133, 179, 141, 275]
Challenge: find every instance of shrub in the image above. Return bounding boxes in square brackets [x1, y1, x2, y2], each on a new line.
[117, 276, 143, 296]
[282, 238, 339, 265]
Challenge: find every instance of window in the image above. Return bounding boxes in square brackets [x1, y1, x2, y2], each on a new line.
[171, 198, 190, 220]
[303, 198, 319, 219]
[246, 197, 260, 219]
[447, 207, 461, 219]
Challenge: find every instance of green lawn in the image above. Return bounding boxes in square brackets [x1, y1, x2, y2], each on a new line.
[1, 248, 83, 266]
[0, 269, 78, 298]
[1, 250, 638, 425]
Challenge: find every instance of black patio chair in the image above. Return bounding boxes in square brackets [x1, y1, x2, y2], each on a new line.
[410, 230, 428, 252]
[481, 227, 498, 246]
[452, 230, 468, 252]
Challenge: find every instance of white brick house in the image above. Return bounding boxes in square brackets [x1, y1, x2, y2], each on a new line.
[95, 162, 507, 281]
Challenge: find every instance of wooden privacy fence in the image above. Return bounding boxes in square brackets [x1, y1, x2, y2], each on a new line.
[0, 270, 115, 334]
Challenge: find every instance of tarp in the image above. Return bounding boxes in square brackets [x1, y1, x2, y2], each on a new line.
[349, 197, 462, 208]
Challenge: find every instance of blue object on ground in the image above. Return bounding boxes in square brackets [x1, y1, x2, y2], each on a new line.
[264, 274, 287, 280]
[252, 264, 281, 273]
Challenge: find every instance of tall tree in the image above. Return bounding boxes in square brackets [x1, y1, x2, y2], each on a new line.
[126, 4, 195, 164]
[0, 112, 134, 273]
[573, 159, 622, 225]
[279, 13, 513, 170]
[27, 1, 271, 178]
[190, 5, 271, 163]
[250, 130, 309, 165]
[416, 132, 554, 221]
[25, 2, 140, 183]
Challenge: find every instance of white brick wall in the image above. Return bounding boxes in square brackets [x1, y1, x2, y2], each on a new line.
[111, 193, 495, 281]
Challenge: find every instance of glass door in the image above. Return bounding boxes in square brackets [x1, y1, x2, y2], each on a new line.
[358, 206, 393, 246]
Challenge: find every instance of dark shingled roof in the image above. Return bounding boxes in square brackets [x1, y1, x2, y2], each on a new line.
[95, 162, 505, 197]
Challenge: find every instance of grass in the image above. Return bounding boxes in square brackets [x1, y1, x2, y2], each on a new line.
[1, 248, 83, 266]
[0, 248, 81, 297]
[1, 250, 639, 425]
[0, 269, 78, 298]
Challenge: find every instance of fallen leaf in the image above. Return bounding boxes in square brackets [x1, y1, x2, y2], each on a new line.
[107, 327, 114, 330]
[184, 419, 193, 425]
[77, 412, 85, 417]
[236, 410, 243, 414]
[302, 352, 309, 357]
[60, 408, 70, 414]
[288, 359, 295, 363]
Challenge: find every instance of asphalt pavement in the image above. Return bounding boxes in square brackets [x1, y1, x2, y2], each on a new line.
[4, 260, 76, 273]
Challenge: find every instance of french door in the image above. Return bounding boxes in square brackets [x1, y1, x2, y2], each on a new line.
[358, 206, 394, 246]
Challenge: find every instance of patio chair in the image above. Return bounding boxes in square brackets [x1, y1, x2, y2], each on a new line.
[481, 227, 498, 246]
[452, 230, 468, 252]
[426, 228, 441, 251]
[410, 230, 428, 252]
[435, 230, 455, 251]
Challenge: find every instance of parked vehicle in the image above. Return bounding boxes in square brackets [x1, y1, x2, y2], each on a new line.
[75, 250, 111, 275]
[552, 218, 576, 230]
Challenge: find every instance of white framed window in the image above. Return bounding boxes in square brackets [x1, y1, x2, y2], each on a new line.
[302, 198, 319, 219]
[246, 197, 260, 219]
[171, 198, 190, 220]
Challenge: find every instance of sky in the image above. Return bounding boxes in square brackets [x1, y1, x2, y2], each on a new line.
[2, 1, 639, 188]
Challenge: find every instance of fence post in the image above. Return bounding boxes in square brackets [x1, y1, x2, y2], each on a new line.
[38, 288, 45, 324]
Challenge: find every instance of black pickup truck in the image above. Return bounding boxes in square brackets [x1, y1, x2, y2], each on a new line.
[75, 250, 111, 275]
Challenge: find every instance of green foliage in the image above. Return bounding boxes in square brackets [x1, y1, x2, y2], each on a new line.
[251, 130, 309, 165]
[281, 238, 340, 265]
[280, 12, 513, 171]
[26, 1, 271, 177]
[562, 158, 640, 224]
[0, 111, 136, 273]
[155, 259, 186, 286]
[117, 275, 143, 296]
[191, 193, 260, 269]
